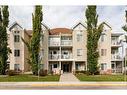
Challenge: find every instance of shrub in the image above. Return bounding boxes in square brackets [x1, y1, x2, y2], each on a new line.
[39, 69, 48, 76]
[75, 70, 86, 74]
[94, 71, 100, 75]
[123, 70, 127, 75]
[86, 71, 92, 75]
[7, 70, 16, 76]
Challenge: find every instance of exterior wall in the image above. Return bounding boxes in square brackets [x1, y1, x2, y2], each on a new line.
[7, 22, 125, 74]
[72, 24, 87, 71]
[98, 29, 112, 74]
[41, 25, 49, 70]
[8, 24, 25, 72]
[72, 24, 87, 62]
[23, 31, 31, 72]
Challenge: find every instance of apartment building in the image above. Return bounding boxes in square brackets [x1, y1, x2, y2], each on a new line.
[7, 21, 125, 74]
[7, 22, 31, 72]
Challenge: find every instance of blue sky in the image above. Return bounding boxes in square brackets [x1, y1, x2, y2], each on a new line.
[9, 6, 126, 32]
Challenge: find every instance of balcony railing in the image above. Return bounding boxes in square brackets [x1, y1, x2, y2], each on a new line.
[49, 40, 72, 46]
[111, 54, 122, 60]
[111, 41, 121, 46]
[61, 40, 72, 46]
[49, 41, 60, 46]
[49, 54, 73, 60]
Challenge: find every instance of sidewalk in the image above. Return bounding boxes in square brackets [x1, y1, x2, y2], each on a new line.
[0, 82, 127, 89]
[59, 73, 80, 82]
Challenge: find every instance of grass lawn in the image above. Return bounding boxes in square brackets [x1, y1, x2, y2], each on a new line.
[75, 74, 127, 81]
[0, 74, 60, 82]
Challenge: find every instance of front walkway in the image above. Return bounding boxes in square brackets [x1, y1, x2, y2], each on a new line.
[59, 73, 80, 82]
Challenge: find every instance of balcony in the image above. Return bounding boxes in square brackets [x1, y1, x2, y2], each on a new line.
[49, 42, 60, 46]
[111, 41, 121, 47]
[61, 40, 72, 46]
[49, 54, 73, 60]
[111, 54, 122, 61]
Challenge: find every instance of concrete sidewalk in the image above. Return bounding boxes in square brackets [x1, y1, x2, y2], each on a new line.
[59, 73, 80, 82]
[0, 82, 127, 89]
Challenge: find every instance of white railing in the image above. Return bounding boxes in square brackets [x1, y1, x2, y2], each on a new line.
[61, 54, 73, 59]
[111, 54, 122, 60]
[49, 54, 73, 60]
[49, 40, 72, 46]
[111, 41, 120, 46]
[49, 41, 60, 46]
[61, 40, 72, 46]
[49, 54, 60, 60]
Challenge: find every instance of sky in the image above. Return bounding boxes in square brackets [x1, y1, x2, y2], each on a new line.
[9, 5, 127, 32]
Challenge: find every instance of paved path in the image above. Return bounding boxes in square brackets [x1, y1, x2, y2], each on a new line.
[0, 82, 127, 89]
[59, 73, 80, 82]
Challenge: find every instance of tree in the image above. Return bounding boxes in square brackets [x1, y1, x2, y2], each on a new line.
[86, 5, 105, 75]
[122, 10, 127, 41]
[0, 6, 9, 75]
[22, 5, 43, 75]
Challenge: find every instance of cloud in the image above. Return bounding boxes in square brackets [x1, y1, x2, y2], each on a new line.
[97, 6, 126, 32]
[9, 5, 33, 29]
[43, 6, 85, 29]
[8, 5, 127, 33]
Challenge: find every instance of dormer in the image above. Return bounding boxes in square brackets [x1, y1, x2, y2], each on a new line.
[9, 22, 23, 33]
[72, 22, 86, 31]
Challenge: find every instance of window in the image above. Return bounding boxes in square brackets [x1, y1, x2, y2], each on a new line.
[77, 34, 83, 42]
[14, 31, 20, 34]
[14, 35, 20, 42]
[76, 64, 81, 70]
[41, 49, 44, 58]
[14, 64, 20, 71]
[53, 64, 57, 68]
[101, 49, 107, 56]
[77, 49, 82, 56]
[111, 64, 115, 69]
[101, 35, 104, 42]
[100, 63, 107, 70]
[14, 49, 20, 57]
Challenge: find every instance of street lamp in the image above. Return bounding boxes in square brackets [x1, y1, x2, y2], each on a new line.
[120, 37, 127, 84]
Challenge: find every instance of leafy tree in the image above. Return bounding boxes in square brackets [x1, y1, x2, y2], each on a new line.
[122, 10, 127, 42]
[86, 5, 105, 75]
[0, 6, 10, 75]
[22, 5, 43, 75]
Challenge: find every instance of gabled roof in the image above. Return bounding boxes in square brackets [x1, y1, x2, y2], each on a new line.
[9, 21, 23, 31]
[24, 29, 32, 37]
[50, 28, 72, 35]
[102, 22, 112, 30]
[42, 22, 50, 30]
[72, 22, 86, 30]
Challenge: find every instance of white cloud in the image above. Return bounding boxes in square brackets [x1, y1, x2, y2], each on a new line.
[9, 5, 33, 29]
[97, 6, 126, 32]
[8, 5, 127, 33]
[43, 6, 85, 29]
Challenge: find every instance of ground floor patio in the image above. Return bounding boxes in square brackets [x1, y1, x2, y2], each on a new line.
[48, 61, 86, 74]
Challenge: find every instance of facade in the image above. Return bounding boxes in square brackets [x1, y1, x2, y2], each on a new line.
[7, 22, 125, 74]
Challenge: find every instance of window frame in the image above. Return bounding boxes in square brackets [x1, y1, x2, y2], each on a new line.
[14, 49, 20, 57]
[77, 49, 82, 56]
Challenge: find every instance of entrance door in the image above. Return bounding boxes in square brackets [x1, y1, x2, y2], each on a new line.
[63, 64, 69, 72]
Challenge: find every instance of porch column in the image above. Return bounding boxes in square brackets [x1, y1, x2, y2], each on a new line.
[59, 61, 61, 74]
[72, 61, 75, 73]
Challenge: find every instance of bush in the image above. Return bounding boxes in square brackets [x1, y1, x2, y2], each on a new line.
[86, 71, 92, 75]
[75, 70, 86, 74]
[7, 70, 16, 76]
[39, 69, 48, 76]
[94, 71, 100, 75]
[123, 71, 127, 75]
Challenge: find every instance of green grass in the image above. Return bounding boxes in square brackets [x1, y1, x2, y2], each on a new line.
[0, 74, 60, 82]
[75, 74, 127, 81]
